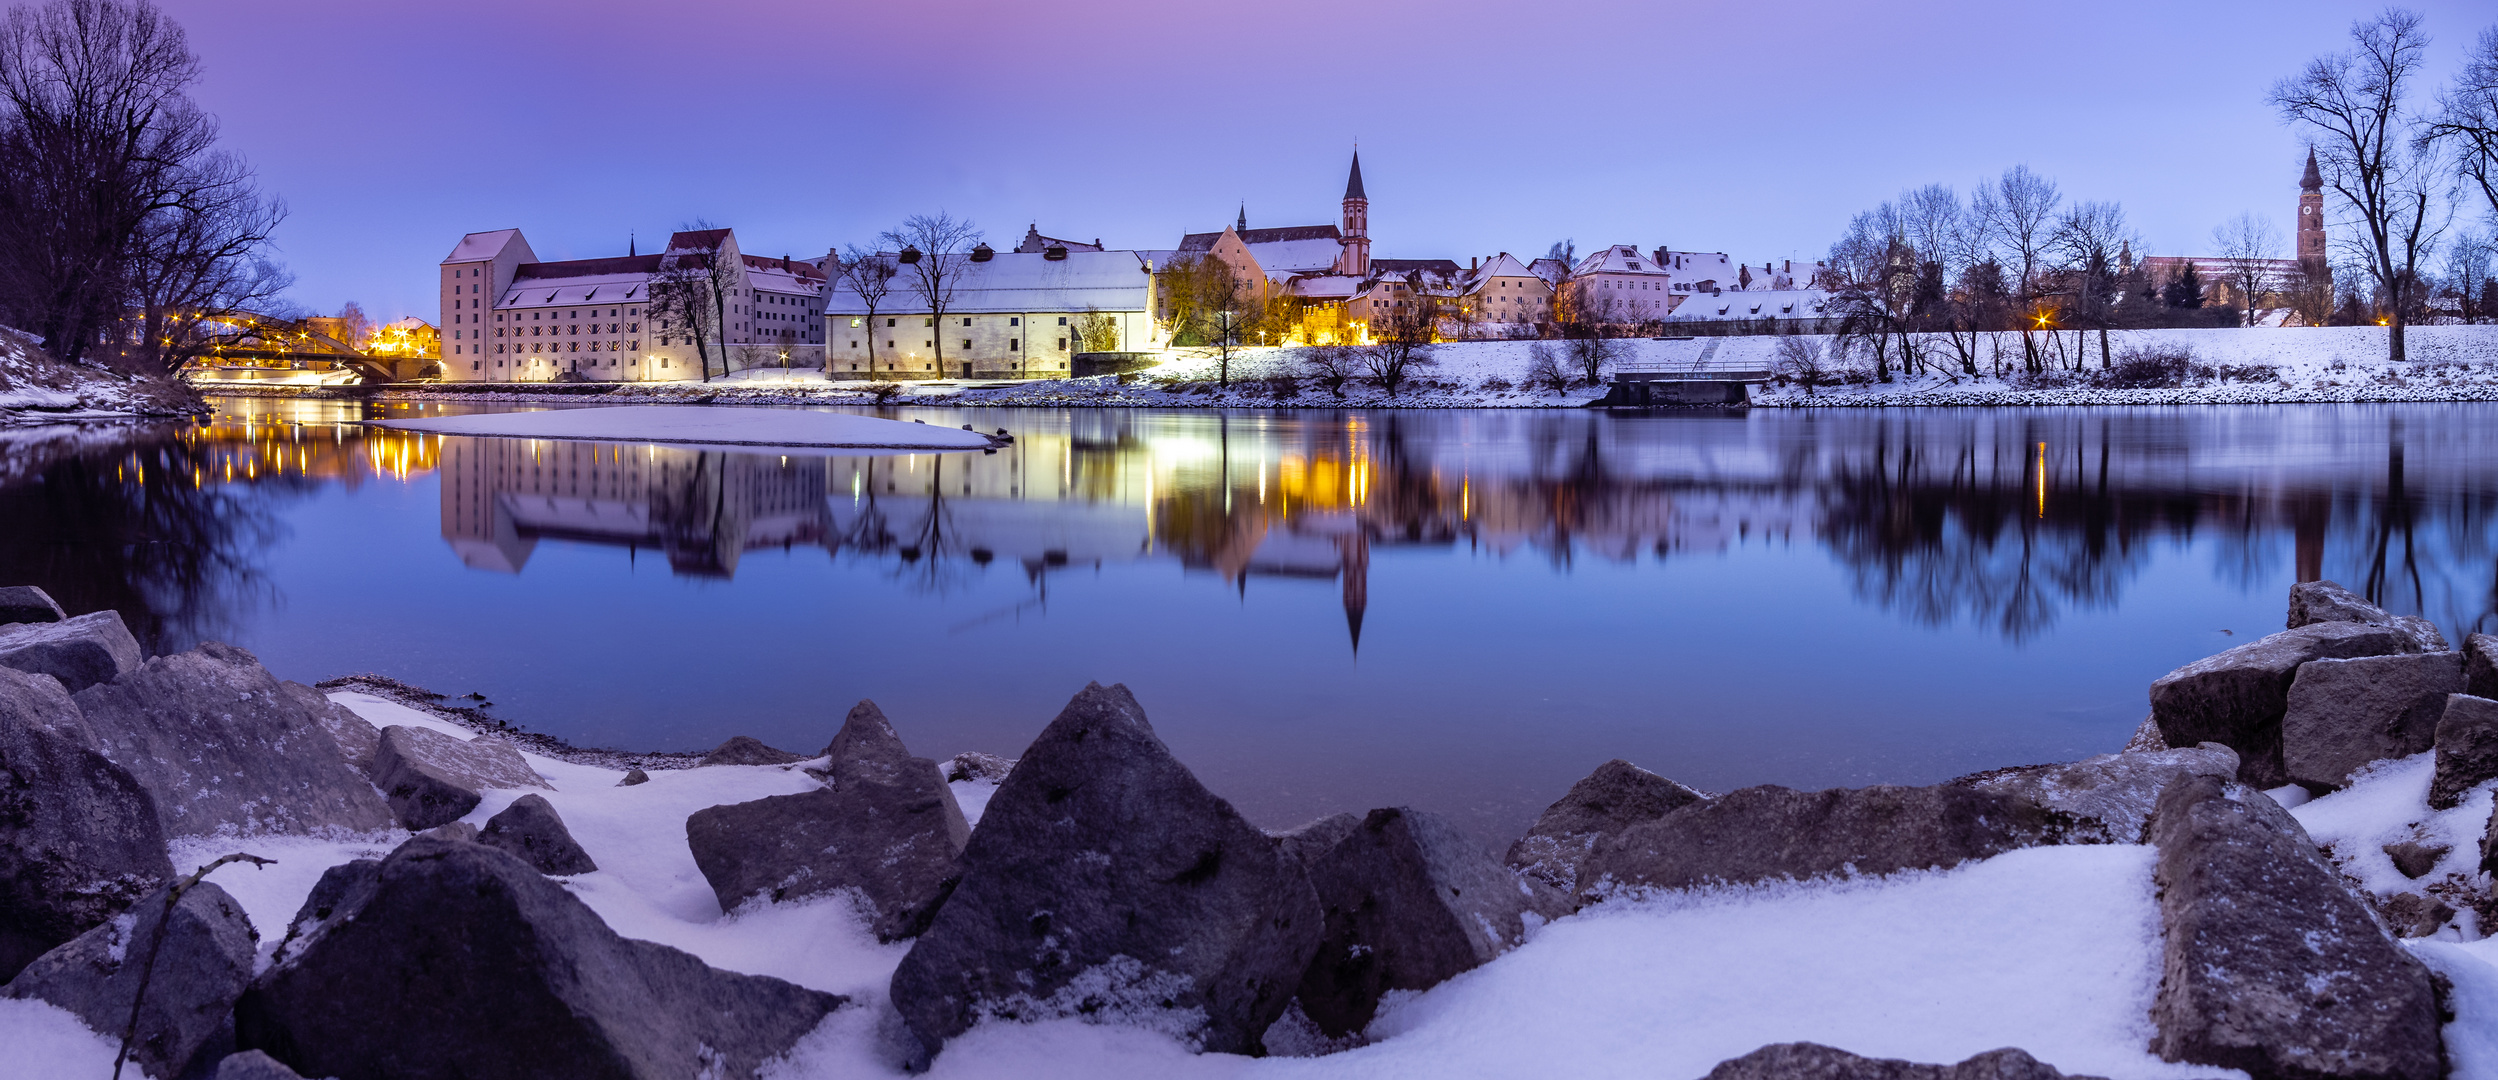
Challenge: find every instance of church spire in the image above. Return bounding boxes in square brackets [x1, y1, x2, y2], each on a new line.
[1237, 203, 1247, 232]
[2300, 148, 2322, 192]
[1344, 151, 1366, 201]
[1337, 149, 1371, 277]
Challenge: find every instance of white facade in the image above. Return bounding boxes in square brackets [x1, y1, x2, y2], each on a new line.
[823, 249, 1157, 379]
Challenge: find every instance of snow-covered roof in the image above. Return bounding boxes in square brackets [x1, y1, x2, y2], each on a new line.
[1468, 253, 1539, 286]
[741, 255, 825, 297]
[1664, 289, 1831, 321]
[824, 250, 1152, 315]
[444, 229, 524, 264]
[1289, 275, 1362, 300]
[1244, 238, 1344, 275]
[1573, 245, 1670, 278]
[1178, 224, 1340, 251]
[500, 261, 663, 309]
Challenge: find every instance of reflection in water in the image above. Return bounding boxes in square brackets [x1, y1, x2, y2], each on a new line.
[421, 406, 2498, 648]
[0, 398, 440, 653]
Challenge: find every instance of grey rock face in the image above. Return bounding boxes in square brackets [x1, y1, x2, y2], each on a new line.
[279, 682, 379, 778]
[2430, 694, 2498, 810]
[0, 610, 143, 694]
[2147, 774, 2443, 1080]
[480, 794, 597, 875]
[235, 837, 845, 1080]
[0, 585, 66, 626]
[687, 701, 967, 940]
[1700, 1042, 2107, 1080]
[2289, 579, 2449, 650]
[2281, 652, 2465, 790]
[71, 643, 395, 839]
[2468, 633, 2498, 700]
[215, 1050, 310, 1080]
[2120, 714, 2169, 753]
[1954, 744, 2239, 845]
[1291, 807, 1569, 1037]
[1507, 759, 1706, 892]
[2, 880, 258, 1080]
[0, 667, 171, 981]
[265, 860, 381, 970]
[370, 724, 546, 830]
[2381, 840, 2449, 879]
[888, 683, 1321, 1059]
[1587, 783, 2082, 896]
[2380, 892, 2455, 938]
[617, 768, 649, 786]
[697, 735, 800, 766]
[2150, 621, 2420, 787]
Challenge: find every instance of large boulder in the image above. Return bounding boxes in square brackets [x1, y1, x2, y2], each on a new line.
[370, 724, 547, 830]
[2147, 774, 2443, 1079]
[2288, 579, 2448, 651]
[1507, 759, 1706, 892]
[1953, 744, 2239, 844]
[1701, 1042, 2106, 1080]
[697, 735, 800, 766]
[1586, 783, 2084, 896]
[686, 700, 965, 939]
[1, 880, 257, 1080]
[71, 642, 394, 839]
[2281, 652, 2465, 790]
[236, 836, 845, 1080]
[215, 1051, 310, 1080]
[0, 667, 171, 982]
[479, 794, 597, 875]
[0, 585, 66, 626]
[2149, 621, 2421, 787]
[1290, 807, 1569, 1038]
[888, 683, 1320, 1060]
[0, 610, 142, 694]
[279, 681, 380, 778]
[2468, 633, 2498, 700]
[2430, 694, 2498, 810]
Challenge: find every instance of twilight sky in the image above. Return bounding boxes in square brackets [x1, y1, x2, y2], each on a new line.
[158, 0, 2494, 321]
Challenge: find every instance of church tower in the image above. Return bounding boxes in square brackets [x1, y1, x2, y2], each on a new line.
[2297, 149, 2329, 282]
[1336, 151, 1370, 278]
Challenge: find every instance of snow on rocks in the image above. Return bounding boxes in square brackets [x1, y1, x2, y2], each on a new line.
[1952, 744, 2240, 844]
[685, 700, 968, 942]
[888, 682, 1321, 1062]
[2432, 695, 2498, 810]
[697, 733, 804, 766]
[2147, 774, 2444, 1079]
[1504, 758, 1706, 894]
[370, 722, 548, 829]
[0, 324, 204, 425]
[2282, 652, 2468, 790]
[0, 608, 142, 694]
[2470, 633, 2498, 700]
[367, 403, 1001, 450]
[1, 879, 257, 1080]
[0, 665, 171, 982]
[0, 585, 66, 626]
[71, 642, 395, 839]
[233, 835, 848, 1080]
[1281, 806, 1570, 1041]
[2288, 579, 2449, 651]
[214, 1050, 309, 1079]
[2149, 619, 2421, 787]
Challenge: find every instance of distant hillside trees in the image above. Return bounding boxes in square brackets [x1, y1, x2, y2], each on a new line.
[0, 0, 286, 374]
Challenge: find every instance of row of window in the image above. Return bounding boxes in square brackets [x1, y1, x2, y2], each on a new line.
[498, 324, 636, 337]
[496, 341, 638, 353]
[841, 315, 1074, 328]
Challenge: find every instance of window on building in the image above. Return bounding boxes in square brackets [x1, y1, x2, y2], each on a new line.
[1057, 338, 1066, 350]
[1056, 316, 1067, 325]
[1009, 317, 1020, 326]
[1008, 338, 1017, 350]
[961, 339, 970, 349]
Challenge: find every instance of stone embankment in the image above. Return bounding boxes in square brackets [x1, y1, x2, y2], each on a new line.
[1, 579, 2491, 1077]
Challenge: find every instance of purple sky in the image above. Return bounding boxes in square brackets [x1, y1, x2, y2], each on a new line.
[160, 0, 2493, 322]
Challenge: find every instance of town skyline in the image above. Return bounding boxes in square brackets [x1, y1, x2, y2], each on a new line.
[158, 0, 2495, 321]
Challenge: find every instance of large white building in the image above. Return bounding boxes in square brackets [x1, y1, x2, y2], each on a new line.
[821, 247, 1157, 380]
[437, 227, 824, 382]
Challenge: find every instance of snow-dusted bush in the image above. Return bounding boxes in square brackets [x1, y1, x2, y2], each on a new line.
[1523, 341, 1571, 392]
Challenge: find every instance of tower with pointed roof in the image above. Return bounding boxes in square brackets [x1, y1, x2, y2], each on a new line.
[1336, 151, 1370, 278]
[2297, 149, 2329, 282]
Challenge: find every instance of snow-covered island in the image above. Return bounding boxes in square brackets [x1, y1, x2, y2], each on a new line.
[2, 578, 2496, 1079]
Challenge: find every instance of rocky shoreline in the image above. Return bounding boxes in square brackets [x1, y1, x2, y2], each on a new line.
[2, 580, 2494, 1077]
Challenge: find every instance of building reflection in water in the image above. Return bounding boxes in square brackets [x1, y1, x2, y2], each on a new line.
[9, 398, 2496, 658]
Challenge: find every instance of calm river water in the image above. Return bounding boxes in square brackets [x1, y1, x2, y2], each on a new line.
[7, 396, 2495, 839]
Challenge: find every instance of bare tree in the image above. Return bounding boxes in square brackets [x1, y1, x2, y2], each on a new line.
[0, 0, 286, 373]
[1196, 260, 1247, 386]
[1983, 166, 2063, 370]
[2212, 213, 2286, 326]
[2051, 201, 2134, 367]
[2428, 24, 2498, 219]
[1300, 343, 1360, 398]
[646, 229, 733, 381]
[830, 244, 897, 378]
[1360, 293, 1438, 396]
[1523, 339, 1571, 392]
[1533, 240, 1575, 337]
[2272, 8, 2447, 362]
[881, 212, 982, 379]
[1775, 335, 1832, 395]
[1074, 308, 1119, 352]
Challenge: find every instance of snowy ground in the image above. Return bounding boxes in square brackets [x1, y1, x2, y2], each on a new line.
[0, 326, 204, 424]
[11, 686, 2497, 1079]
[225, 324, 2498, 414]
[366, 403, 1000, 450]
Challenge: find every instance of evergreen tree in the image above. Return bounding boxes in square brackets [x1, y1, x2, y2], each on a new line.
[2163, 261, 2205, 308]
